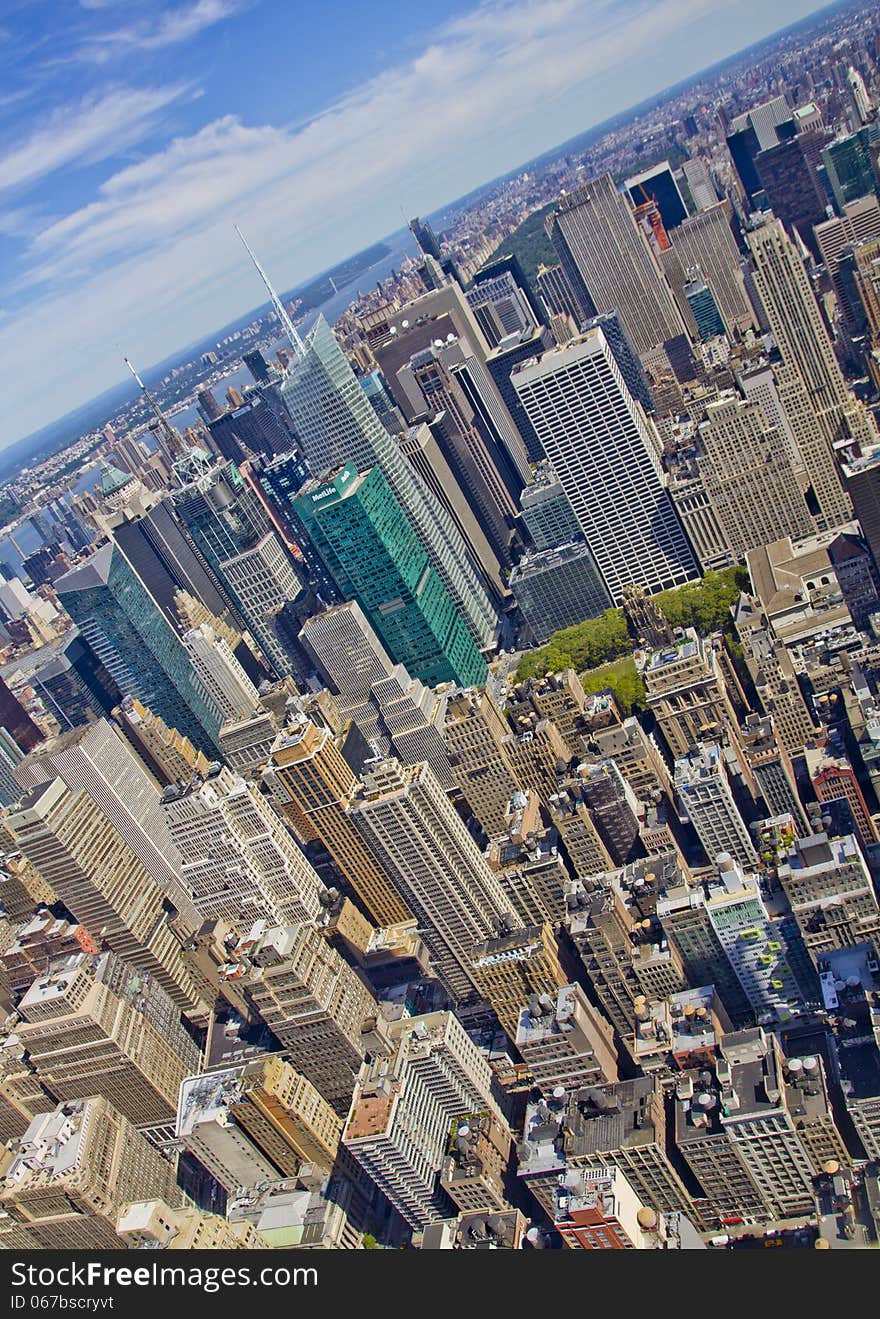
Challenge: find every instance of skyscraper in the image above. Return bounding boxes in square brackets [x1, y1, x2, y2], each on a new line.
[110, 497, 237, 627]
[512, 331, 698, 602]
[695, 392, 813, 555]
[0, 1098, 181, 1250]
[674, 745, 756, 870]
[54, 544, 221, 755]
[171, 456, 302, 678]
[227, 920, 383, 1113]
[625, 161, 688, 231]
[269, 716, 413, 928]
[407, 347, 520, 565]
[293, 463, 486, 690]
[349, 758, 520, 1003]
[281, 316, 497, 646]
[161, 763, 324, 926]
[546, 174, 687, 355]
[11, 717, 190, 915]
[343, 1012, 505, 1231]
[6, 778, 204, 1013]
[298, 601, 395, 704]
[181, 622, 260, 729]
[747, 216, 876, 529]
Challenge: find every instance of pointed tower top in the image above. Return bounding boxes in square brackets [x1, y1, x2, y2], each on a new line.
[235, 225, 304, 361]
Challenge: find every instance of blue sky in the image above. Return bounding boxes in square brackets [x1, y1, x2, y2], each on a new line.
[0, 0, 827, 447]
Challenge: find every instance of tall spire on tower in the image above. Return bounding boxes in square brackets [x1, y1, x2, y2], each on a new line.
[234, 225, 305, 361]
[123, 356, 185, 459]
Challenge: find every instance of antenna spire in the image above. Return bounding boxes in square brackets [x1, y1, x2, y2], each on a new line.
[234, 225, 304, 361]
[124, 356, 184, 458]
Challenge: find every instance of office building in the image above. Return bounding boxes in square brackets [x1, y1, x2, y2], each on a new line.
[737, 363, 802, 476]
[117, 1200, 266, 1250]
[625, 161, 688, 231]
[684, 280, 724, 341]
[268, 717, 412, 928]
[822, 125, 880, 211]
[536, 262, 585, 327]
[395, 422, 507, 603]
[171, 456, 301, 678]
[281, 316, 497, 646]
[350, 758, 518, 1003]
[407, 348, 519, 565]
[740, 714, 808, 831]
[410, 216, 443, 260]
[546, 174, 687, 355]
[161, 764, 324, 926]
[54, 543, 221, 755]
[485, 325, 557, 463]
[517, 1077, 700, 1224]
[515, 982, 618, 1095]
[342, 1012, 504, 1231]
[567, 867, 688, 1038]
[181, 622, 260, 731]
[696, 393, 813, 555]
[512, 332, 698, 602]
[226, 920, 384, 1114]
[814, 195, 880, 331]
[176, 1057, 341, 1191]
[520, 463, 581, 551]
[469, 921, 566, 1040]
[682, 157, 718, 212]
[0, 674, 40, 754]
[747, 217, 875, 530]
[0, 1098, 181, 1250]
[642, 630, 744, 762]
[299, 601, 394, 704]
[293, 462, 486, 689]
[14, 953, 194, 1128]
[674, 745, 756, 869]
[439, 1111, 514, 1216]
[842, 446, 880, 573]
[805, 741, 878, 852]
[755, 134, 829, 258]
[6, 779, 204, 1013]
[726, 94, 792, 199]
[441, 689, 524, 838]
[582, 309, 654, 413]
[11, 717, 196, 920]
[774, 829, 880, 963]
[714, 1030, 837, 1218]
[509, 542, 611, 644]
[553, 1165, 665, 1249]
[466, 269, 539, 349]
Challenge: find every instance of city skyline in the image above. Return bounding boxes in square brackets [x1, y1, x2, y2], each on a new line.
[0, 0, 839, 449]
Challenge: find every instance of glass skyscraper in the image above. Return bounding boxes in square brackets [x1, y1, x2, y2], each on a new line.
[54, 542, 221, 754]
[293, 462, 486, 690]
[172, 456, 302, 677]
[280, 316, 497, 647]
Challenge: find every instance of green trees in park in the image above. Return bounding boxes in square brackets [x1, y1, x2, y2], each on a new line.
[515, 566, 749, 683]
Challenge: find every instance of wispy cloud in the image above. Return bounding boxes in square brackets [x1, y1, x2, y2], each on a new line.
[0, 84, 189, 194]
[0, 0, 806, 444]
[79, 0, 247, 61]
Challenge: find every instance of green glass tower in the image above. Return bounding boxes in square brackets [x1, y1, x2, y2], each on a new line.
[54, 542, 222, 754]
[821, 125, 880, 212]
[280, 316, 497, 647]
[293, 462, 486, 690]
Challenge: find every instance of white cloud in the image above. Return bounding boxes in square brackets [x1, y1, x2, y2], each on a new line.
[80, 0, 247, 61]
[1, 0, 813, 443]
[0, 84, 189, 193]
